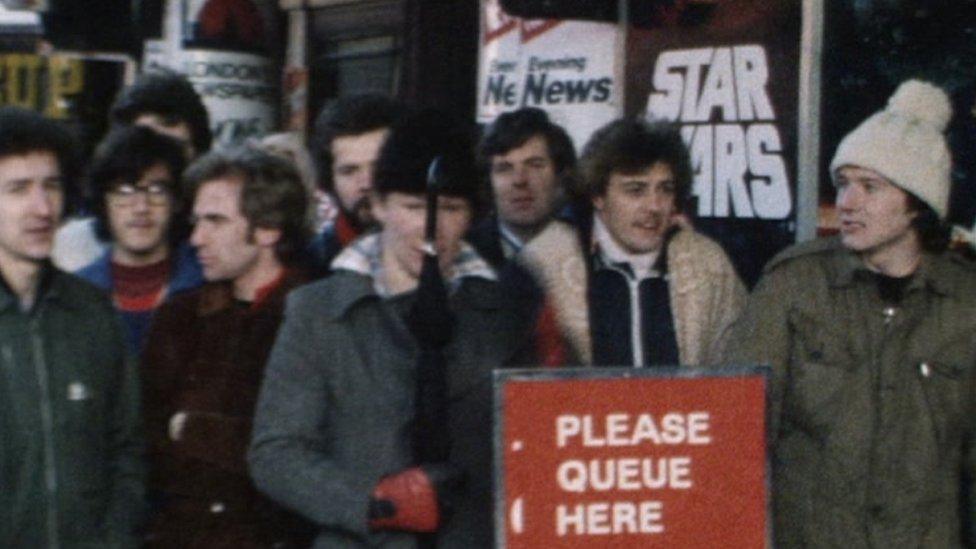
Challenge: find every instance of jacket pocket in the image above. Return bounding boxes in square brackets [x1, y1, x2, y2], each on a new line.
[917, 360, 967, 448]
[785, 311, 853, 438]
[63, 391, 109, 493]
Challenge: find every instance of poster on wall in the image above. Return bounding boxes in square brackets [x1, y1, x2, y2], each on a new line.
[627, 0, 801, 286]
[181, 0, 277, 53]
[476, 0, 623, 150]
[177, 49, 277, 145]
[495, 367, 767, 548]
[144, 0, 280, 145]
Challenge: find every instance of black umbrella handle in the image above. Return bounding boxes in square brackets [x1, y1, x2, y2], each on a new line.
[424, 157, 442, 246]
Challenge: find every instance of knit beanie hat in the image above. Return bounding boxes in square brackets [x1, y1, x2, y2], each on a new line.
[373, 108, 482, 212]
[829, 79, 953, 219]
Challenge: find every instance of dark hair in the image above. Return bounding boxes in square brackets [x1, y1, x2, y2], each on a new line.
[579, 118, 693, 212]
[373, 109, 483, 215]
[110, 70, 212, 155]
[906, 193, 951, 253]
[478, 107, 576, 176]
[88, 125, 188, 243]
[183, 147, 310, 265]
[311, 93, 402, 192]
[0, 106, 80, 214]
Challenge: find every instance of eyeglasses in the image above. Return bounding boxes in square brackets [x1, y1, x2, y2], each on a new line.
[107, 183, 171, 207]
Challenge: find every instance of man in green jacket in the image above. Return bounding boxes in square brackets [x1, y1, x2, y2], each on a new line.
[0, 107, 144, 548]
[729, 80, 976, 547]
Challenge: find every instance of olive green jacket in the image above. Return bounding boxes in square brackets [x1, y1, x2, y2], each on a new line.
[728, 237, 976, 548]
[0, 268, 144, 548]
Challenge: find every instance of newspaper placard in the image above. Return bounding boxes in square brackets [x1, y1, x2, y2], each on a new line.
[476, 0, 622, 149]
[176, 49, 276, 145]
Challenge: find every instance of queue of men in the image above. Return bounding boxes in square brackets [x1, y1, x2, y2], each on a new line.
[0, 74, 974, 548]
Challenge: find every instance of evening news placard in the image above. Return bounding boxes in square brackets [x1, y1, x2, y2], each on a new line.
[495, 368, 767, 548]
[476, 0, 622, 149]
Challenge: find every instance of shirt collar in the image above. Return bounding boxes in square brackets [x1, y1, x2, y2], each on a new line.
[331, 233, 497, 297]
[0, 263, 71, 313]
[591, 214, 661, 280]
[828, 246, 954, 297]
[497, 221, 525, 257]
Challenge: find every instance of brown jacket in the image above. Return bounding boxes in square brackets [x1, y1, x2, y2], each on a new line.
[142, 270, 315, 548]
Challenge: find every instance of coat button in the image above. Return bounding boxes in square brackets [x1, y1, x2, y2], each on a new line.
[919, 362, 931, 378]
[210, 501, 226, 514]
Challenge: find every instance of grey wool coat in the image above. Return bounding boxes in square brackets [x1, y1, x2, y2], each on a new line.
[248, 270, 532, 548]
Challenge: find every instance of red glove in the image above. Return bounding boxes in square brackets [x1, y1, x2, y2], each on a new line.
[368, 464, 464, 532]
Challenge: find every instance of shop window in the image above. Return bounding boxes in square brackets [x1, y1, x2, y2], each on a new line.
[308, 0, 402, 122]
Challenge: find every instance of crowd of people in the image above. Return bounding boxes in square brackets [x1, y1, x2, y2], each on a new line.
[0, 69, 973, 548]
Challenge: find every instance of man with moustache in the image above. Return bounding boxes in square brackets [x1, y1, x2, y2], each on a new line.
[141, 147, 314, 547]
[467, 107, 576, 268]
[250, 113, 531, 547]
[516, 118, 745, 366]
[307, 93, 403, 275]
[75, 126, 203, 355]
[729, 81, 976, 547]
[0, 107, 144, 547]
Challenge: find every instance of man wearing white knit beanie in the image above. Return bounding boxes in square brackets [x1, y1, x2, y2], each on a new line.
[728, 80, 976, 547]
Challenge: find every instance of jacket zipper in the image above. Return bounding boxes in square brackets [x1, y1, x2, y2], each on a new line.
[1, 344, 11, 376]
[865, 304, 898, 522]
[628, 277, 644, 368]
[30, 317, 60, 549]
[606, 264, 646, 368]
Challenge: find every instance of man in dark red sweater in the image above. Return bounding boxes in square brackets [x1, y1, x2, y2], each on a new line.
[76, 125, 203, 355]
[142, 147, 314, 548]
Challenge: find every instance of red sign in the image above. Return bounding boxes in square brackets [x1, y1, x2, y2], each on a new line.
[496, 369, 767, 548]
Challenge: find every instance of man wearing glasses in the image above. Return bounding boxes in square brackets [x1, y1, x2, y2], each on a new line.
[76, 125, 203, 355]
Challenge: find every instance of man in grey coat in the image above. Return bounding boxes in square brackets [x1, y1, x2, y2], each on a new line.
[249, 112, 532, 547]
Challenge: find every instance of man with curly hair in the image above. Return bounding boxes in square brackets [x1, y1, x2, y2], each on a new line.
[516, 117, 745, 367]
[54, 70, 213, 272]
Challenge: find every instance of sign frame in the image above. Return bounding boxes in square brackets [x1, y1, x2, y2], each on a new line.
[493, 365, 770, 548]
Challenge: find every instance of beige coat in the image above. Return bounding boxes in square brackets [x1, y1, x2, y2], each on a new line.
[517, 221, 746, 366]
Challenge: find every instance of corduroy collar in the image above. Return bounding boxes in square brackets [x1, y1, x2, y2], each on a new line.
[331, 233, 496, 297]
[196, 267, 306, 317]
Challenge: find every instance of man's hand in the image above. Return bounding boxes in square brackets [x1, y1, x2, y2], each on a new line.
[368, 463, 465, 533]
[168, 411, 188, 441]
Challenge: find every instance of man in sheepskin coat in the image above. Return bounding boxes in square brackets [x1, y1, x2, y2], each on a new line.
[516, 117, 746, 367]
